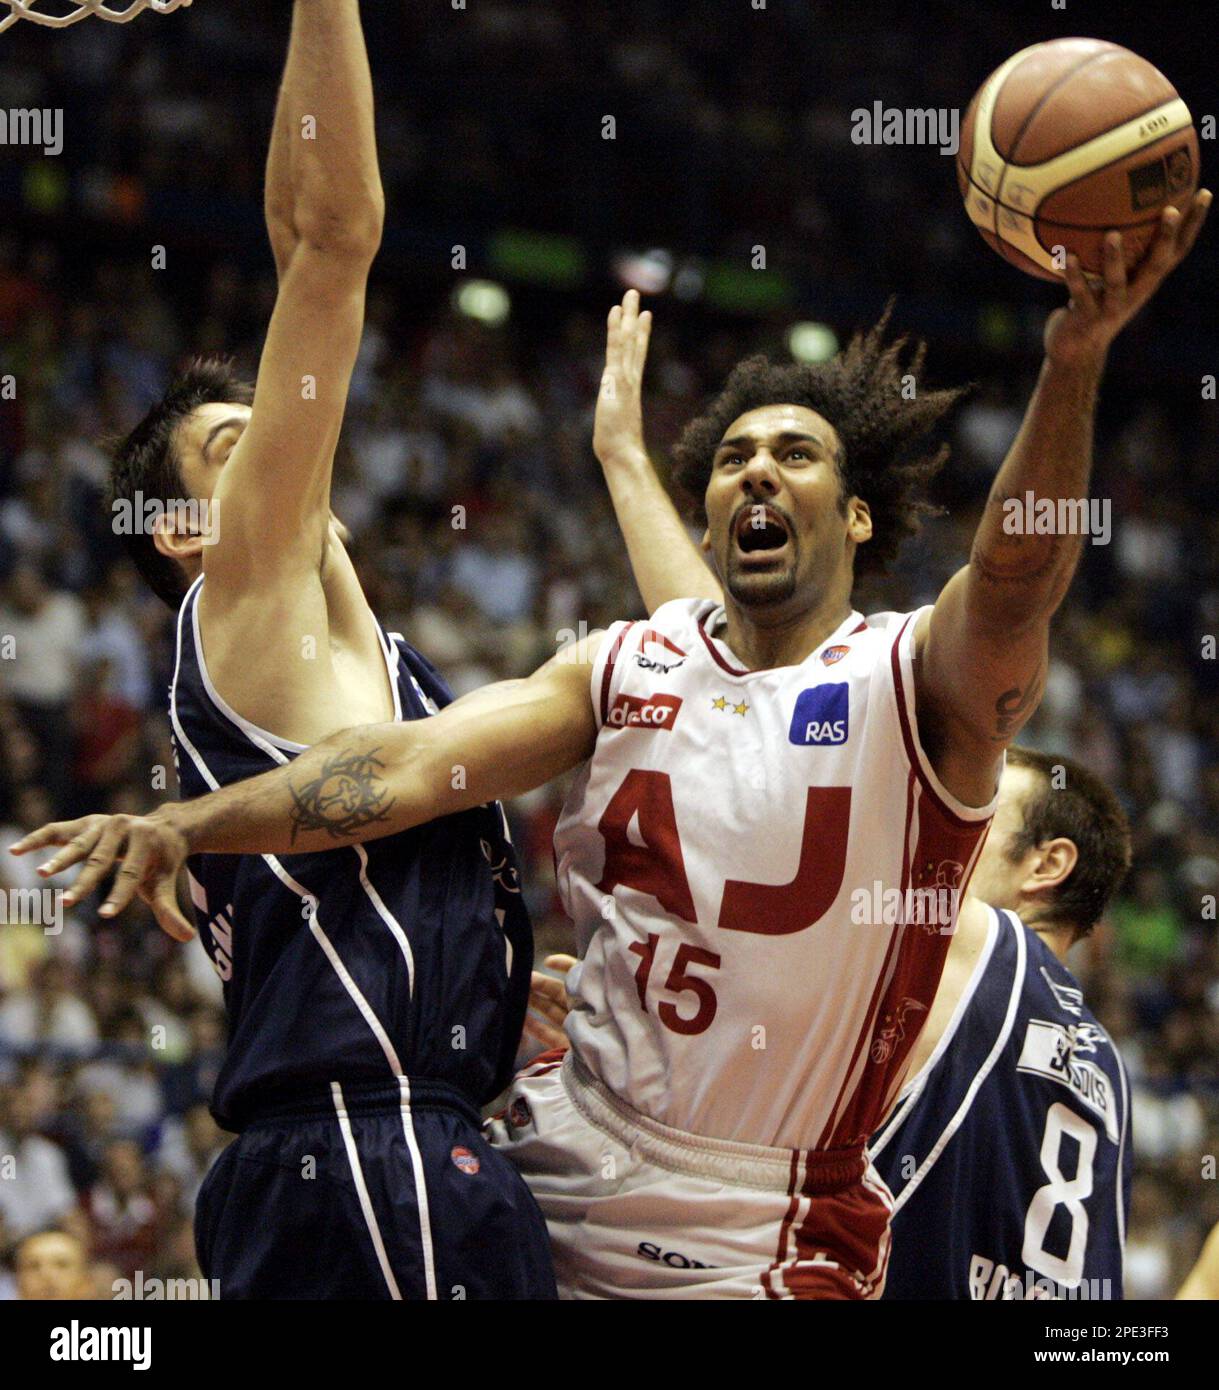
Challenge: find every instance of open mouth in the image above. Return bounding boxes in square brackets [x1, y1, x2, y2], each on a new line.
[734, 505, 791, 558]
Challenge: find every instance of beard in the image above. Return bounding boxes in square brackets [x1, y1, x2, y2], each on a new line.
[723, 549, 799, 607]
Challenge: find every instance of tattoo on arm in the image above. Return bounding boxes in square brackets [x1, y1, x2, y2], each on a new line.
[971, 491, 1065, 588]
[288, 747, 397, 845]
[992, 654, 1046, 740]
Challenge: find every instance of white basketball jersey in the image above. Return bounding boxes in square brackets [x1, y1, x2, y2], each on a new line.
[554, 598, 998, 1154]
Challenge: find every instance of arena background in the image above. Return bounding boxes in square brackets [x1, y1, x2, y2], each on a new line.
[0, 0, 1215, 1299]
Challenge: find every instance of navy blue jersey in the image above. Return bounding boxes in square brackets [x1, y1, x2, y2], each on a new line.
[870, 907, 1130, 1301]
[168, 576, 534, 1131]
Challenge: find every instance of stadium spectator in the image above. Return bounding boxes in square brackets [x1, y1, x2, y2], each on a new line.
[0, 1078, 77, 1240]
[81, 1139, 158, 1282]
[12, 1229, 92, 1301]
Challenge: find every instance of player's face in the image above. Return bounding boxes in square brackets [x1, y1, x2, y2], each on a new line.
[968, 764, 1044, 910]
[15, 1233, 90, 1301]
[172, 402, 351, 550]
[701, 404, 869, 611]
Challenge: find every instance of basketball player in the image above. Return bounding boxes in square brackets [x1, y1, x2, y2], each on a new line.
[521, 355, 1138, 1299]
[25, 3, 553, 1301]
[870, 748, 1132, 1301]
[15, 197, 1208, 1298]
[523, 749, 1133, 1302]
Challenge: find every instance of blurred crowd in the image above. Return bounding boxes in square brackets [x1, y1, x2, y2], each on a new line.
[1, 0, 1217, 1300]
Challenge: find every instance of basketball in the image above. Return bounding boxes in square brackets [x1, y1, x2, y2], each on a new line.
[958, 38, 1199, 281]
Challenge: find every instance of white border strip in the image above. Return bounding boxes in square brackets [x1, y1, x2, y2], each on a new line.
[871, 903, 1002, 1159]
[397, 1077, 438, 1300]
[895, 607, 1002, 823]
[888, 909, 1027, 1216]
[332, 1081, 403, 1300]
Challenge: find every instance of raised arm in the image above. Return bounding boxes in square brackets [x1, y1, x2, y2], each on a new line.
[11, 636, 604, 941]
[207, 0, 384, 580]
[594, 290, 723, 613]
[916, 195, 1209, 807]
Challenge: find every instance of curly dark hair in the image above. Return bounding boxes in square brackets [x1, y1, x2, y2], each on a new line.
[671, 302, 968, 578]
[107, 357, 254, 610]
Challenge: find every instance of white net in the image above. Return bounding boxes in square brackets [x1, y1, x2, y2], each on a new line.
[1, 0, 192, 32]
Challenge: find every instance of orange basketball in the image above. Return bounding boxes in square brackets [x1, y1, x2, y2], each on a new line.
[958, 37, 1199, 281]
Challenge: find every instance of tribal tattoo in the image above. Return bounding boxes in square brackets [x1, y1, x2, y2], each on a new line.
[287, 746, 397, 845]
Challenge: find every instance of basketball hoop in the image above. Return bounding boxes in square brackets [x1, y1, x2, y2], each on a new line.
[0, 0, 192, 32]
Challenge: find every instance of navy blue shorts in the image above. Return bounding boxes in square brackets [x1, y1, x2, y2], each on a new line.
[195, 1079, 556, 1300]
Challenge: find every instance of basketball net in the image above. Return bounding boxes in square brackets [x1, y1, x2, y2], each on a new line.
[0, 0, 192, 31]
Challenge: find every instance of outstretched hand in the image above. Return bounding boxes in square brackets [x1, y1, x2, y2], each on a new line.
[593, 288, 653, 472]
[1045, 189, 1211, 368]
[8, 812, 195, 942]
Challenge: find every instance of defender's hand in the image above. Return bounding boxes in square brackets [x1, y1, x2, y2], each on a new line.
[593, 289, 653, 472]
[1045, 189, 1211, 368]
[9, 811, 194, 942]
[522, 953, 577, 1051]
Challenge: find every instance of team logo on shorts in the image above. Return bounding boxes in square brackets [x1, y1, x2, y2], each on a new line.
[789, 683, 849, 745]
[508, 1096, 533, 1129]
[821, 644, 850, 666]
[450, 1146, 480, 1175]
[607, 692, 682, 731]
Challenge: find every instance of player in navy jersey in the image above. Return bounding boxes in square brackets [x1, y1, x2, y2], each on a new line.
[870, 748, 1133, 1300]
[25, 3, 554, 1301]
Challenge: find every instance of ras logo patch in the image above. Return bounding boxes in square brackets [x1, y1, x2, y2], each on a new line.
[607, 692, 682, 731]
[789, 683, 849, 746]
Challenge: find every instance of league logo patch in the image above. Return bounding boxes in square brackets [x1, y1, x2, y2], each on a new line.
[450, 1146, 480, 1175]
[821, 644, 850, 666]
[607, 692, 682, 731]
[789, 683, 849, 746]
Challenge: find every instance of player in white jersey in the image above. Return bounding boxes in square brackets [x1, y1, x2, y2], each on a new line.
[524, 748, 1136, 1301]
[18, 206, 1208, 1298]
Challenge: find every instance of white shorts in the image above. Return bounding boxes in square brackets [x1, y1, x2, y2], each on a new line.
[486, 1050, 894, 1300]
